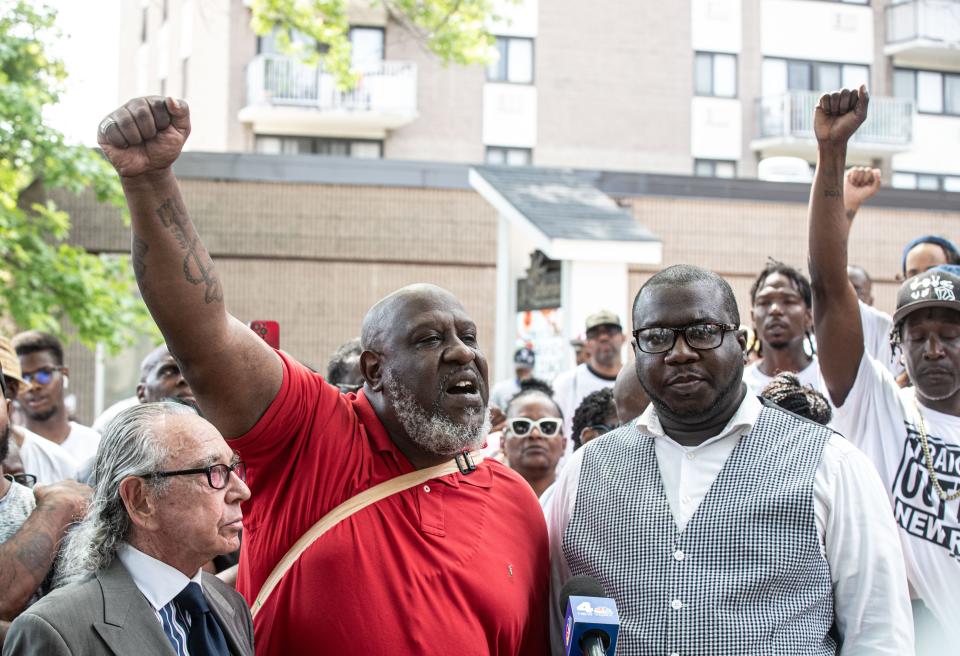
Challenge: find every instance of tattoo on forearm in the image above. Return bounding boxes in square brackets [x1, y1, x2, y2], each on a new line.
[823, 189, 842, 198]
[155, 197, 224, 304]
[133, 235, 149, 279]
[15, 533, 54, 575]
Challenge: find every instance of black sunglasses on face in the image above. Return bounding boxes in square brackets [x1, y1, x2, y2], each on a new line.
[632, 323, 738, 354]
[21, 366, 63, 386]
[142, 461, 247, 490]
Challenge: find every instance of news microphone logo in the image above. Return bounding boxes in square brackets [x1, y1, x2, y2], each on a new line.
[559, 576, 619, 656]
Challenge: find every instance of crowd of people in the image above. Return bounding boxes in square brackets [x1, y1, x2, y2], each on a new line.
[0, 85, 957, 655]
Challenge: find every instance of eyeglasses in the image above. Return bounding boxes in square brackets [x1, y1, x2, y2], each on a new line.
[21, 366, 63, 386]
[3, 473, 37, 488]
[506, 417, 562, 438]
[144, 461, 247, 490]
[632, 323, 738, 354]
[587, 422, 620, 436]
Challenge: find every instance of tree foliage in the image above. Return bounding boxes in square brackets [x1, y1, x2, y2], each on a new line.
[249, 0, 515, 88]
[0, 0, 154, 352]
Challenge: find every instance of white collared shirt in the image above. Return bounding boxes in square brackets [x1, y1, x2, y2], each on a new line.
[117, 543, 204, 625]
[544, 392, 915, 655]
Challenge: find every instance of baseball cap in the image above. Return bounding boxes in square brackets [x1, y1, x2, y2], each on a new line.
[0, 336, 24, 385]
[585, 310, 622, 332]
[513, 347, 535, 368]
[893, 265, 960, 325]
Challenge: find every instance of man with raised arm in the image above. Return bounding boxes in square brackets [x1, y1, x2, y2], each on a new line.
[96, 97, 548, 655]
[809, 86, 959, 648]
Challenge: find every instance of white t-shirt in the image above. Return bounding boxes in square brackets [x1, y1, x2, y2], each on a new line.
[743, 357, 824, 396]
[830, 353, 960, 640]
[859, 300, 904, 378]
[17, 427, 79, 485]
[489, 378, 521, 411]
[552, 363, 618, 439]
[59, 422, 101, 464]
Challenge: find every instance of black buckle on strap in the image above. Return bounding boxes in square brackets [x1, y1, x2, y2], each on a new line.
[454, 451, 477, 475]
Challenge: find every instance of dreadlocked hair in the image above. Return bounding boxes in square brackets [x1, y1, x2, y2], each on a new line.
[505, 378, 561, 418]
[760, 372, 832, 426]
[571, 388, 616, 451]
[749, 258, 815, 357]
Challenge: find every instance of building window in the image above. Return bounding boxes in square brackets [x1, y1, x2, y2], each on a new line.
[254, 135, 383, 159]
[694, 159, 737, 178]
[486, 146, 532, 166]
[486, 37, 534, 84]
[762, 58, 869, 94]
[695, 52, 737, 98]
[894, 68, 960, 115]
[141, 5, 148, 43]
[892, 171, 960, 192]
[181, 58, 189, 97]
[350, 27, 384, 70]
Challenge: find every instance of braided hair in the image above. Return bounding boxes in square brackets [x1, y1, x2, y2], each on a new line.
[760, 372, 832, 426]
[571, 388, 616, 450]
[505, 378, 561, 418]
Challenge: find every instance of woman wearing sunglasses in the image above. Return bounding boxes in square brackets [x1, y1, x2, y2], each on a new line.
[502, 381, 566, 498]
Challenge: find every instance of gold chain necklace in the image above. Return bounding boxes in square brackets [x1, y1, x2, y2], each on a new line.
[912, 396, 960, 502]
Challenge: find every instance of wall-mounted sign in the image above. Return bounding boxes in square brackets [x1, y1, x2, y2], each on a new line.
[517, 250, 561, 311]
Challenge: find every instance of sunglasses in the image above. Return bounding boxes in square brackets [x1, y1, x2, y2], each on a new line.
[507, 417, 562, 438]
[22, 366, 63, 386]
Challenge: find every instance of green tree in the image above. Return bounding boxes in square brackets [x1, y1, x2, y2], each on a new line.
[250, 0, 514, 88]
[0, 0, 154, 352]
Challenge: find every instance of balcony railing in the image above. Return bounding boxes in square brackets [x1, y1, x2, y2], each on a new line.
[755, 91, 914, 151]
[244, 53, 417, 115]
[886, 0, 960, 47]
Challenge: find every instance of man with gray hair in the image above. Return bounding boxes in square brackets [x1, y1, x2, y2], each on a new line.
[4, 402, 254, 656]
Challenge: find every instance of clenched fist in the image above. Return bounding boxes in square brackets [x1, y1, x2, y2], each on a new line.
[97, 96, 191, 178]
[844, 166, 882, 213]
[34, 479, 93, 522]
[814, 85, 869, 149]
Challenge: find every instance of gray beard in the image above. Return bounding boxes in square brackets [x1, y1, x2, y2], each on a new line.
[384, 374, 489, 457]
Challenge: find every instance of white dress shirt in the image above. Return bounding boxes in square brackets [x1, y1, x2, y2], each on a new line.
[117, 543, 204, 626]
[544, 392, 915, 655]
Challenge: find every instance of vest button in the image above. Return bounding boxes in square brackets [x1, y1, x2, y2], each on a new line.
[670, 598, 683, 610]
[673, 550, 685, 561]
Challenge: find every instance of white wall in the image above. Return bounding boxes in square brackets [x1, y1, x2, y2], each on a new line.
[561, 260, 630, 354]
[691, 97, 743, 160]
[483, 84, 538, 148]
[490, 0, 538, 37]
[761, 0, 873, 64]
[692, 0, 742, 53]
[892, 114, 960, 175]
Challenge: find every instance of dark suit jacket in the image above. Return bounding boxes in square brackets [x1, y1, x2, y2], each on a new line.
[2, 558, 254, 656]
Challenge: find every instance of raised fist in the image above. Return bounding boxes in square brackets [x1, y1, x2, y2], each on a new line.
[97, 96, 191, 178]
[814, 85, 869, 148]
[844, 166, 882, 211]
[34, 479, 93, 521]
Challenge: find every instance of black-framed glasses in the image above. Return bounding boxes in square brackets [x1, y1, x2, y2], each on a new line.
[506, 417, 562, 438]
[22, 366, 63, 386]
[144, 461, 247, 490]
[3, 473, 37, 488]
[633, 323, 738, 354]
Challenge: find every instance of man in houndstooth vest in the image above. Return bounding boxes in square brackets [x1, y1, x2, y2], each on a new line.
[544, 263, 914, 655]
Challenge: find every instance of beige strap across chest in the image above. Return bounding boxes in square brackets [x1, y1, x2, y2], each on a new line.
[251, 453, 476, 618]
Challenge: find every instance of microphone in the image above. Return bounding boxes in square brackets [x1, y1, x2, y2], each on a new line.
[558, 575, 620, 656]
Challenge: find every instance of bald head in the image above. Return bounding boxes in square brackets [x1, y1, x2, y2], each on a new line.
[361, 284, 465, 352]
[614, 361, 649, 424]
[140, 345, 171, 382]
[137, 345, 195, 406]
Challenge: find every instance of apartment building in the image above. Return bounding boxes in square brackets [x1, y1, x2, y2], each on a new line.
[120, 0, 960, 185]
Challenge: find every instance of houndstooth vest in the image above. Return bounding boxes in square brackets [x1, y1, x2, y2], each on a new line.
[563, 403, 837, 656]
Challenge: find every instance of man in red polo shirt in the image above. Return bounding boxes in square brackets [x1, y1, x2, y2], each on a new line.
[96, 96, 550, 655]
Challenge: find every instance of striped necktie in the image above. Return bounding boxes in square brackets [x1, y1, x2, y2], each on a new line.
[159, 583, 230, 656]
